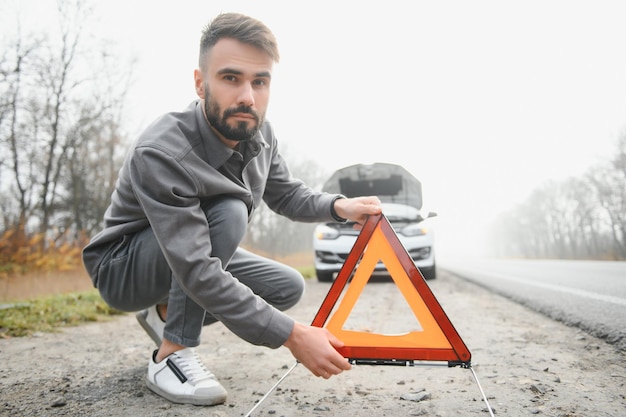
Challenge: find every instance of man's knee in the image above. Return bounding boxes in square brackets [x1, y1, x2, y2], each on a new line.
[203, 197, 249, 262]
[275, 266, 306, 311]
[95, 228, 171, 312]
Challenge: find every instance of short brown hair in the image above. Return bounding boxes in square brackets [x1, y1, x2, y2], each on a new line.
[199, 13, 280, 71]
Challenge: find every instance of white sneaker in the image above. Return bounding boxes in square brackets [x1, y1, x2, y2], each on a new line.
[146, 348, 227, 406]
[136, 305, 165, 346]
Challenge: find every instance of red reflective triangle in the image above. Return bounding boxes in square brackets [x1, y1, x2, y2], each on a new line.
[311, 213, 471, 365]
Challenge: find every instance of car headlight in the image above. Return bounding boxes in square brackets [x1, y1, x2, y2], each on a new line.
[400, 224, 428, 237]
[314, 224, 340, 240]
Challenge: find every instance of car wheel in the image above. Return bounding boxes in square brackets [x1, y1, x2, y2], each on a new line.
[420, 264, 437, 280]
[316, 270, 335, 282]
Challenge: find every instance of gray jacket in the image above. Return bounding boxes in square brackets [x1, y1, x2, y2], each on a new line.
[83, 100, 340, 348]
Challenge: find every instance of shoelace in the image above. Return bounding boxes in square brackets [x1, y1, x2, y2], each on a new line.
[173, 349, 217, 384]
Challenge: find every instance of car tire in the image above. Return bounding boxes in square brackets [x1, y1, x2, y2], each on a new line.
[420, 264, 437, 280]
[316, 270, 335, 282]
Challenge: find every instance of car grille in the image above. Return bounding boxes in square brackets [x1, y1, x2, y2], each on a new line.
[316, 247, 430, 264]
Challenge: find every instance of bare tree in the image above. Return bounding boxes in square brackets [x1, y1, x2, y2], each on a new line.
[35, 0, 94, 236]
[565, 177, 604, 258]
[587, 135, 626, 259]
[0, 23, 42, 236]
[0, 0, 132, 244]
[64, 111, 127, 236]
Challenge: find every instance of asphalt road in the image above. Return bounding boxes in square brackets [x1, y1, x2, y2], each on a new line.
[439, 258, 626, 351]
[2, 269, 626, 416]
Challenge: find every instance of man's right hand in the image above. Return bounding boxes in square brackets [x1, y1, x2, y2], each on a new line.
[283, 322, 351, 379]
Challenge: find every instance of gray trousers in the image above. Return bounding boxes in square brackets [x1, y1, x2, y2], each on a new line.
[95, 197, 305, 347]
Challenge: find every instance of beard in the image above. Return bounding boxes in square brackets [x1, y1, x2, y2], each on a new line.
[204, 85, 264, 142]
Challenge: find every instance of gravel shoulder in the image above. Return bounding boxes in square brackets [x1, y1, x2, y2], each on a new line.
[1, 271, 625, 417]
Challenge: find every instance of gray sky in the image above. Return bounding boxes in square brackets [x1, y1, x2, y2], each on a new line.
[4, 0, 626, 258]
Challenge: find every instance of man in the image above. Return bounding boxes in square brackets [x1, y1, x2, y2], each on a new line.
[82, 12, 382, 407]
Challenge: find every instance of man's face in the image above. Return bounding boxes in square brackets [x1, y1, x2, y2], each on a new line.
[194, 38, 273, 144]
[203, 85, 262, 142]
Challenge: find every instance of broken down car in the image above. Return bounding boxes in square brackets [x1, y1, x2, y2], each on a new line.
[313, 162, 437, 282]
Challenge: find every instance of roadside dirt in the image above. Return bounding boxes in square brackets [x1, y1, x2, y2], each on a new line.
[1, 270, 625, 416]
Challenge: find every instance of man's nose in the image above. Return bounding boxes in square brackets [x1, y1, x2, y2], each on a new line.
[237, 83, 255, 107]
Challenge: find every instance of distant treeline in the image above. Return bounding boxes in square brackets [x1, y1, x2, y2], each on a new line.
[487, 135, 625, 260]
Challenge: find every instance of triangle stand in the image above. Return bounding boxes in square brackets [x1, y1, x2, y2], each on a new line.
[311, 213, 471, 366]
[244, 213, 495, 417]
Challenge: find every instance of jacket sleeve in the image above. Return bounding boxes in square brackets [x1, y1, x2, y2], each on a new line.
[130, 145, 294, 348]
[261, 140, 338, 222]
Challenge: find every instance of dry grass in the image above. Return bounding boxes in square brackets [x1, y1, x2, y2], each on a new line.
[0, 255, 315, 338]
[0, 291, 124, 338]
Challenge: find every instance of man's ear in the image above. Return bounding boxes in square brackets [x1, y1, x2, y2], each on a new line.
[194, 69, 205, 98]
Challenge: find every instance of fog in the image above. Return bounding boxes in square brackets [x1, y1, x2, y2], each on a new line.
[5, 0, 626, 258]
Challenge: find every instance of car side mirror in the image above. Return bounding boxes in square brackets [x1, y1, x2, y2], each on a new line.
[417, 211, 437, 222]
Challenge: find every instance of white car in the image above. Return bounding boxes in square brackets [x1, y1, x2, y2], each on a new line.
[313, 163, 437, 282]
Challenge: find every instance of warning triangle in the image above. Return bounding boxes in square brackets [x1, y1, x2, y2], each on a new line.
[311, 213, 471, 366]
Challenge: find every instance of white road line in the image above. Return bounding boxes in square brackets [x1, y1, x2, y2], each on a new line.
[447, 268, 626, 307]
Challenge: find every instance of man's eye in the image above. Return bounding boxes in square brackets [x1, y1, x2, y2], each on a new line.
[253, 79, 268, 87]
[223, 75, 237, 82]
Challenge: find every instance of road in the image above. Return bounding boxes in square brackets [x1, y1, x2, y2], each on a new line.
[439, 258, 626, 351]
[2, 269, 626, 416]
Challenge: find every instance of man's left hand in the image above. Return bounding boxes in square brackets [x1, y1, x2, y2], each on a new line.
[333, 196, 382, 228]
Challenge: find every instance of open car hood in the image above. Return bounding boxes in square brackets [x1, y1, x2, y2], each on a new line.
[322, 163, 422, 210]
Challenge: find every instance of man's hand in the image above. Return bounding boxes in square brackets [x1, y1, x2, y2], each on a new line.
[333, 196, 382, 228]
[283, 322, 351, 379]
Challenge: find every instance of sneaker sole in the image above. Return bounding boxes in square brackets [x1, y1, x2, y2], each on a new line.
[135, 310, 163, 346]
[146, 376, 227, 406]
